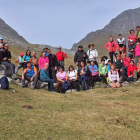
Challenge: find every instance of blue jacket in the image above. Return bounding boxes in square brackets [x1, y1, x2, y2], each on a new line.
[27, 66, 35, 77]
[88, 65, 98, 73]
[107, 65, 111, 72]
[40, 69, 50, 80]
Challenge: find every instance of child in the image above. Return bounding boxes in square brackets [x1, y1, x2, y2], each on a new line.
[107, 60, 111, 72]
[108, 64, 120, 88]
[99, 59, 108, 88]
[15, 53, 24, 74]
[127, 60, 137, 82]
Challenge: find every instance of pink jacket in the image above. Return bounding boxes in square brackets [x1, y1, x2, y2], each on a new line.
[105, 41, 119, 52]
[122, 57, 130, 67]
[134, 46, 140, 57]
[38, 57, 49, 70]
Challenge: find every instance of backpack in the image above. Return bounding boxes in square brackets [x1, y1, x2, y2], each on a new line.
[0, 76, 9, 89]
[62, 82, 69, 92]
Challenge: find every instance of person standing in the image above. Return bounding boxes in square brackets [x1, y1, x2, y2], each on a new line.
[128, 29, 137, 45]
[87, 44, 98, 66]
[74, 46, 87, 67]
[127, 40, 135, 59]
[2, 44, 15, 78]
[48, 50, 58, 83]
[43, 47, 49, 57]
[56, 46, 67, 69]
[105, 36, 119, 63]
[23, 50, 31, 69]
[30, 51, 38, 69]
[134, 41, 140, 66]
[117, 34, 126, 55]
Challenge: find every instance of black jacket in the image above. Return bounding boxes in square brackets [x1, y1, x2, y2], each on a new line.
[115, 60, 124, 70]
[0, 49, 4, 63]
[2, 49, 11, 61]
[48, 54, 58, 68]
[74, 50, 87, 63]
[78, 66, 90, 76]
[128, 44, 135, 52]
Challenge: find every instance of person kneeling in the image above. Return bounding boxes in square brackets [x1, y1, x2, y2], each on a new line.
[108, 64, 120, 88]
[67, 65, 78, 90]
[21, 62, 38, 90]
[40, 63, 54, 92]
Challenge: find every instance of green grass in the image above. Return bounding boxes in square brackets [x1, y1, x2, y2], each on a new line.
[0, 82, 140, 140]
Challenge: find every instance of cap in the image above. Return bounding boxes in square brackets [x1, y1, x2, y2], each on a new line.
[20, 53, 24, 56]
[78, 45, 83, 48]
[130, 40, 134, 43]
[0, 37, 3, 40]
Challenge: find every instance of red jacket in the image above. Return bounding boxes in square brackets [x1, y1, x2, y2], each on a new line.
[122, 57, 130, 67]
[105, 41, 119, 52]
[56, 51, 66, 61]
[127, 65, 137, 77]
[128, 34, 137, 44]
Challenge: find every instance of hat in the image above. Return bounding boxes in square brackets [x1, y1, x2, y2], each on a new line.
[78, 45, 83, 48]
[20, 53, 24, 56]
[0, 37, 3, 40]
[130, 40, 134, 43]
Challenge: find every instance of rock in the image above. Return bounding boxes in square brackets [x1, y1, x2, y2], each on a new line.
[40, 82, 48, 88]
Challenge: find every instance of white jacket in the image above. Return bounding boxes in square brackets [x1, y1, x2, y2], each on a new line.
[87, 49, 98, 61]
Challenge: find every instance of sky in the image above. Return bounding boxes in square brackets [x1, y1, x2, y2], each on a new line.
[0, 0, 139, 49]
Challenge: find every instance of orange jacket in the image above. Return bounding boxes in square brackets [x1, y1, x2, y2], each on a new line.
[105, 41, 119, 52]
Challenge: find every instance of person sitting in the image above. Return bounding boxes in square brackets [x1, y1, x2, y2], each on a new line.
[30, 51, 38, 69]
[74, 46, 87, 68]
[107, 60, 112, 73]
[114, 55, 126, 82]
[56, 66, 67, 93]
[99, 59, 108, 88]
[78, 61, 90, 90]
[88, 60, 99, 89]
[134, 41, 140, 66]
[38, 51, 49, 70]
[21, 62, 38, 90]
[67, 65, 78, 90]
[108, 64, 120, 88]
[122, 53, 130, 69]
[15, 53, 24, 74]
[127, 60, 137, 82]
[40, 63, 54, 92]
[127, 40, 136, 59]
[2, 44, 15, 78]
[87, 44, 98, 66]
[23, 50, 31, 69]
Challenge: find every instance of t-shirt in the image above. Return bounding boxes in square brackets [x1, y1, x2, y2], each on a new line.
[56, 51, 66, 61]
[24, 66, 37, 73]
[16, 56, 24, 63]
[67, 70, 77, 80]
[23, 55, 31, 62]
[56, 71, 67, 80]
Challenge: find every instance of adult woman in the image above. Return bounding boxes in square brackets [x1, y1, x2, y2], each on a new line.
[38, 51, 49, 70]
[67, 65, 78, 90]
[78, 61, 90, 90]
[23, 50, 31, 69]
[99, 59, 108, 87]
[134, 41, 140, 66]
[108, 64, 120, 88]
[105, 36, 119, 63]
[87, 44, 98, 66]
[128, 29, 137, 45]
[88, 60, 99, 89]
[127, 60, 137, 82]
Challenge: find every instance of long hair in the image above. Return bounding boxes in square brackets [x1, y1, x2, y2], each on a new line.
[26, 50, 31, 56]
[68, 65, 75, 71]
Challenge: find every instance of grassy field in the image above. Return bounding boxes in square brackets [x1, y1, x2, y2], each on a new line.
[0, 82, 140, 140]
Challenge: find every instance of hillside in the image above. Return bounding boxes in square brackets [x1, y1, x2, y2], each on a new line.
[71, 7, 140, 52]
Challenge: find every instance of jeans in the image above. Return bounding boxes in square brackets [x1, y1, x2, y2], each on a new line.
[2, 61, 15, 76]
[135, 55, 140, 66]
[80, 75, 87, 90]
[15, 63, 24, 74]
[109, 52, 117, 63]
[41, 78, 54, 91]
[22, 73, 38, 88]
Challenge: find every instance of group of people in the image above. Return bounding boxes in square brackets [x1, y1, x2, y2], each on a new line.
[0, 26, 140, 92]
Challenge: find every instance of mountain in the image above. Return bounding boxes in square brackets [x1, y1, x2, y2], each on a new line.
[71, 7, 140, 54]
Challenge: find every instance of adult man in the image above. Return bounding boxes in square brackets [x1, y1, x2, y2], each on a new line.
[43, 47, 49, 57]
[48, 50, 58, 83]
[40, 63, 54, 91]
[56, 46, 66, 69]
[21, 62, 38, 90]
[0, 37, 6, 47]
[2, 44, 15, 78]
[74, 46, 87, 67]
[30, 51, 38, 69]
[136, 26, 140, 41]
[117, 34, 126, 55]
[0, 37, 5, 63]
[127, 40, 136, 59]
